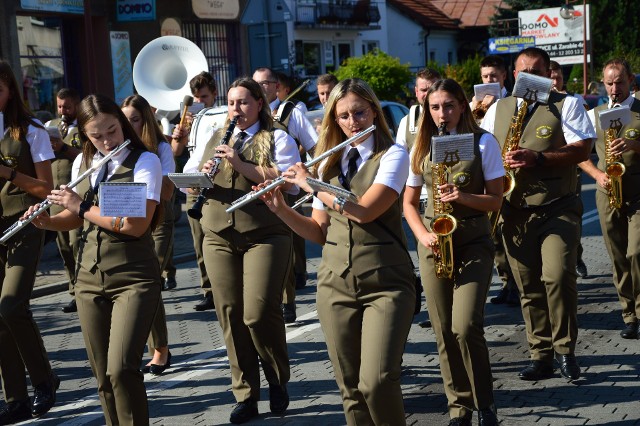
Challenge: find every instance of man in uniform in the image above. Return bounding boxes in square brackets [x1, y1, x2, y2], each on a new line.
[579, 58, 640, 339]
[252, 67, 318, 323]
[481, 47, 594, 382]
[316, 73, 338, 108]
[396, 68, 440, 151]
[276, 72, 308, 114]
[172, 71, 219, 311]
[45, 88, 83, 313]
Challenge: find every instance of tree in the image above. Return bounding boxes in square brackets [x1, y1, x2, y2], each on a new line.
[333, 49, 413, 101]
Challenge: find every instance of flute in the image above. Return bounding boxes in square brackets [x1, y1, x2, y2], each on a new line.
[0, 139, 131, 244]
[225, 125, 375, 213]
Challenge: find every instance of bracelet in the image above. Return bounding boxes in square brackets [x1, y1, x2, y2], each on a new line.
[7, 169, 16, 182]
[112, 216, 124, 232]
[334, 196, 347, 214]
[78, 200, 92, 219]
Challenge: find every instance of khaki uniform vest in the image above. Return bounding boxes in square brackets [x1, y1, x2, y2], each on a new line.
[321, 151, 408, 277]
[198, 129, 285, 234]
[0, 132, 39, 223]
[593, 100, 640, 204]
[404, 105, 422, 151]
[48, 119, 81, 215]
[273, 101, 298, 146]
[76, 149, 156, 273]
[493, 93, 576, 207]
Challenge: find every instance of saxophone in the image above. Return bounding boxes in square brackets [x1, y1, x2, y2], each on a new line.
[605, 99, 626, 209]
[489, 99, 529, 236]
[430, 122, 457, 279]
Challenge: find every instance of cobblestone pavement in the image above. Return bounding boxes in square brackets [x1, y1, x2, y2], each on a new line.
[3, 180, 640, 425]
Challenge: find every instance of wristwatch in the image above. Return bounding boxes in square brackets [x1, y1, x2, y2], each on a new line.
[535, 151, 546, 167]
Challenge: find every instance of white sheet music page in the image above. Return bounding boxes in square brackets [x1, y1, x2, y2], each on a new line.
[99, 182, 147, 217]
[512, 73, 553, 104]
[431, 133, 475, 164]
[598, 105, 631, 129]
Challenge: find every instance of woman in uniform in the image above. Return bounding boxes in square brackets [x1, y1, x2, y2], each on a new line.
[121, 94, 174, 375]
[0, 60, 58, 424]
[27, 94, 163, 425]
[185, 77, 300, 424]
[403, 79, 503, 426]
[258, 78, 415, 425]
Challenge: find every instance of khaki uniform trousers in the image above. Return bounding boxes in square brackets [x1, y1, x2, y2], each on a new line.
[316, 265, 414, 426]
[596, 191, 640, 324]
[419, 230, 495, 419]
[148, 195, 176, 350]
[501, 195, 581, 361]
[283, 192, 307, 304]
[76, 262, 160, 426]
[493, 224, 516, 290]
[0, 227, 51, 402]
[187, 208, 212, 297]
[56, 227, 78, 294]
[203, 226, 291, 402]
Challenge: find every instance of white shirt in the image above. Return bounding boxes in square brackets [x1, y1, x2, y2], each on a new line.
[72, 147, 162, 203]
[157, 141, 176, 176]
[587, 93, 634, 130]
[312, 136, 409, 210]
[406, 131, 505, 187]
[271, 99, 318, 152]
[395, 105, 423, 149]
[481, 94, 595, 145]
[26, 122, 56, 163]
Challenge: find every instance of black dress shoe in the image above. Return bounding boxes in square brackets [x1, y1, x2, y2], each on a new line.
[557, 353, 580, 381]
[620, 321, 639, 339]
[448, 415, 472, 426]
[194, 293, 215, 311]
[294, 272, 307, 290]
[269, 383, 289, 414]
[506, 287, 520, 306]
[61, 299, 77, 313]
[140, 364, 151, 374]
[490, 286, 509, 304]
[149, 352, 172, 375]
[282, 303, 296, 324]
[576, 259, 588, 278]
[162, 276, 177, 291]
[0, 399, 31, 425]
[518, 360, 554, 381]
[32, 373, 60, 417]
[478, 405, 498, 426]
[229, 399, 258, 424]
[418, 319, 432, 328]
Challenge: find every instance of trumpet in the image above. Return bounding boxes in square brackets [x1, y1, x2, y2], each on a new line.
[0, 140, 132, 244]
[187, 116, 239, 220]
[226, 125, 376, 213]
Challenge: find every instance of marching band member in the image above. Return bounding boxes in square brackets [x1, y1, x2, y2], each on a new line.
[403, 78, 503, 426]
[186, 77, 299, 424]
[121, 94, 175, 373]
[259, 78, 415, 425]
[579, 58, 640, 339]
[28, 94, 162, 425]
[0, 59, 58, 424]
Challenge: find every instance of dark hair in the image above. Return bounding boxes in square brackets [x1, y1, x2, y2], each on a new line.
[603, 58, 633, 78]
[416, 68, 441, 82]
[276, 71, 294, 90]
[480, 55, 506, 72]
[77, 94, 147, 168]
[57, 87, 81, 103]
[189, 71, 217, 95]
[120, 94, 166, 154]
[227, 77, 272, 131]
[253, 67, 277, 82]
[515, 47, 550, 71]
[317, 73, 339, 87]
[549, 60, 562, 71]
[0, 60, 42, 141]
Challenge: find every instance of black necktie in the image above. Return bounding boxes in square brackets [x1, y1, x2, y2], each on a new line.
[234, 131, 248, 152]
[345, 148, 360, 186]
[94, 159, 110, 192]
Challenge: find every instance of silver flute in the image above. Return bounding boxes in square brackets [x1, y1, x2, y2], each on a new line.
[225, 125, 375, 213]
[0, 139, 131, 244]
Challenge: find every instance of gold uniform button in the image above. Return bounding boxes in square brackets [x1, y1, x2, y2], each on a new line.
[227, 220, 232, 224]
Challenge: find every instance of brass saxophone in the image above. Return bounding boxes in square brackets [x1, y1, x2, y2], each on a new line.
[489, 99, 529, 236]
[430, 122, 457, 279]
[605, 100, 626, 209]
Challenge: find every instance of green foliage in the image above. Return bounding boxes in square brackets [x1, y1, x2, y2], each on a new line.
[567, 64, 584, 94]
[443, 54, 483, 99]
[333, 49, 413, 101]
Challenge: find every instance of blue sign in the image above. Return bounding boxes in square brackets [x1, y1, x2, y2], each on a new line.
[20, 0, 83, 14]
[488, 36, 536, 54]
[116, 0, 156, 22]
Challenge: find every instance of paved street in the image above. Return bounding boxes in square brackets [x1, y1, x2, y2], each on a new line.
[3, 178, 640, 425]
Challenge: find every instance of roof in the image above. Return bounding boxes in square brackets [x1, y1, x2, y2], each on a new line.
[430, 0, 508, 28]
[388, 0, 460, 31]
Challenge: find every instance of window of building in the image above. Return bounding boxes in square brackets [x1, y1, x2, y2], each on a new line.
[363, 41, 378, 55]
[295, 40, 321, 76]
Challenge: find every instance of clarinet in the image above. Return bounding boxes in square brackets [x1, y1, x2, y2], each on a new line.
[187, 117, 239, 220]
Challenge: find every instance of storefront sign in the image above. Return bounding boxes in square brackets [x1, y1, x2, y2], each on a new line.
[110, 32, 133, 105]
[488, 36, 536, 54]
[192, 0, 239, 20]
[117, 0, 156, 22]
[161, 18, 182, 37]
[20, 0, 83, 14]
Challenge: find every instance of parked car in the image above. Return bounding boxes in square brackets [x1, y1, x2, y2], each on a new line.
[305, 101, 409, 137]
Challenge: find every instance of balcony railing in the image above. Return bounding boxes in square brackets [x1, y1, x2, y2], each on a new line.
[295, 1, 382, 30]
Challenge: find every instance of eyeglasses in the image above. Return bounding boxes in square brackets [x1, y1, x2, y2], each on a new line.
[257, 80, 277, 87]
[336, 107, 371, 124]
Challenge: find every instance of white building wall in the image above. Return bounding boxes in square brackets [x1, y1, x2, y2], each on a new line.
[386, 5, 425, 71]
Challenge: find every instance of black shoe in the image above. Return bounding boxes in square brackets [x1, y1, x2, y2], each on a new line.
[229, 399, 258, 424]
[448, 415, 472, 426]
[506, 287, 520, 307]
[149, 352, 172, 375]
[163, 276, 177, 291]
[194, 293, 215, 311]
[0, 400, 31, 425]
[32, 373, 60, 417]
[620, 321, 639, 339]
[282, 303, 296, 324]
[478, 405, 498, 426]
[140, 364, 151, 374]
[490, 286, 509, 304]
[556, 353, 581, 381]
[576, 259, 588, 278]
[269, 383, 289, 414]
[518, 360, 554, 381]
[295, 272, 307, 290]
[418, 319, 432, 328]
[61, 299, 77, 313]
